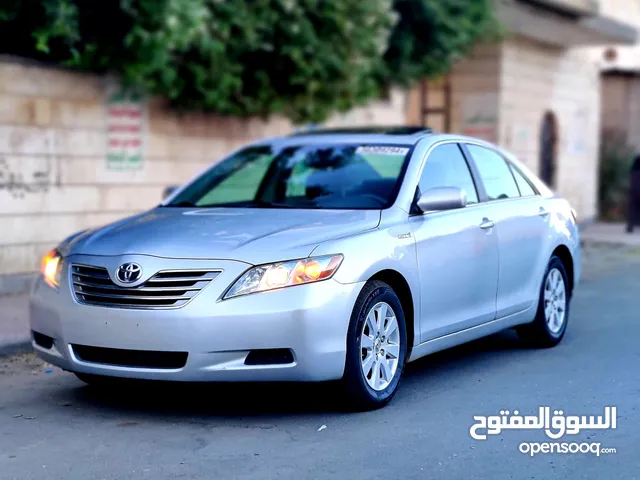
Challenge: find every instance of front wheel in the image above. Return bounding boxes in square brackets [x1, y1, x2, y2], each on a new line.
[341, 280, 407, 411]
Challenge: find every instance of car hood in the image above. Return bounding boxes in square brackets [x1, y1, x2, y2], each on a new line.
[64, 207, 381, 265]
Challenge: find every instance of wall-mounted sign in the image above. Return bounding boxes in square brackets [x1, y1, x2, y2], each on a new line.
[105, 81, 146, 171]
[461, 93, 498, 144]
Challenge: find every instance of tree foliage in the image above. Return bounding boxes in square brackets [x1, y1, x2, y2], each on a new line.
[599, 129, 636, 221]
[0, 0, 498, 123]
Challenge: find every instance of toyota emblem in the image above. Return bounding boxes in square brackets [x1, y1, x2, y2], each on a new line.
[116, 263, 143, 284]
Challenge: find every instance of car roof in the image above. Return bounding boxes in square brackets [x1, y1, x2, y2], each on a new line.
[289, 126, 433, 137]
[252, 126, 436, 148]
[247, 127, 505, 154]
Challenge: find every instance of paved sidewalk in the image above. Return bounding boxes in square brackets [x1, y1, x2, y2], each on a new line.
[580, 222, 640, 247]
[1, 222, 638, 357]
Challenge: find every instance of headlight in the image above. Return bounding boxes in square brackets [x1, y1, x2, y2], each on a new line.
[224, 254, 344, 299]
[41, 249, 63, 288]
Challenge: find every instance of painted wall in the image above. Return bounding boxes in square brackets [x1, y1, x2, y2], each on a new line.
[499, 36, 601, 221]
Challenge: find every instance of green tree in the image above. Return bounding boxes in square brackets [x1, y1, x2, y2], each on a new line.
[599, 129, 635, 221]
[0, 0, 498, 124]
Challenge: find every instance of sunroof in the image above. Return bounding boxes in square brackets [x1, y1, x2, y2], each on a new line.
[289, 126, 433, 136]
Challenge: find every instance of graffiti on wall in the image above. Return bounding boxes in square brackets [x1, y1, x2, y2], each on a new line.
[0, 155, 59, 199]
[106, 81, 146, 171]
[0, 131, 60, 199]
[461, 94, 498, 143]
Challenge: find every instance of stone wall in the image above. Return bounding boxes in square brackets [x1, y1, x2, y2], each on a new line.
[0, 57, 408, 291]
[499, 36, 601, 221]
[405, 44, 502, 135]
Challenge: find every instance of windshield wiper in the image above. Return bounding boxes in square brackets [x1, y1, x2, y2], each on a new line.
[249, 200, 313, 209]
[163, 200, 313, 209]
[162, 201, 197, 207]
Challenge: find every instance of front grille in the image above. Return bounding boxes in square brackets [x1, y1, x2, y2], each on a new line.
[72, 344, 188, 369]
[71, 264, 220, 309]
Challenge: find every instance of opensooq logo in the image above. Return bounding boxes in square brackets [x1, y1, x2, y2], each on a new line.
[469, 406, 617, 441]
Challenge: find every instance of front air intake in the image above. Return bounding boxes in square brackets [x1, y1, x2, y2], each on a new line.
[244, 349, 295, 366]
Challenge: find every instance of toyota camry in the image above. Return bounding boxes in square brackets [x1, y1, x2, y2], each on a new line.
[30, 126, 580, 410]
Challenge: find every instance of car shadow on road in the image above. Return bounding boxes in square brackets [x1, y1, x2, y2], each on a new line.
[54, 329, 529, 420]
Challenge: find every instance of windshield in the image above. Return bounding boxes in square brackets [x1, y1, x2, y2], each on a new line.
[165, 143, 413, 210]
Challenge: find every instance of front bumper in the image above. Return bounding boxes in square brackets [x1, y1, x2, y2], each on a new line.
[30, 254, 364, 382]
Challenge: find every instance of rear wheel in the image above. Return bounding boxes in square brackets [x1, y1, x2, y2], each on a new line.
[517, 255, 570, 348]
[341, 280, 407, 411]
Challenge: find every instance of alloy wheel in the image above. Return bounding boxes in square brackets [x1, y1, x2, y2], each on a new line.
[544, 268, 566, 334]
[360, 302, 401, 391]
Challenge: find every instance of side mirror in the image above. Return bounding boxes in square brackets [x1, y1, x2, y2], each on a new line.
[417, 186, 467, 213]
[162, 185, 179, 200]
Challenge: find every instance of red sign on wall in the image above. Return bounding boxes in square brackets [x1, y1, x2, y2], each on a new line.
[106, 85, 145, 171]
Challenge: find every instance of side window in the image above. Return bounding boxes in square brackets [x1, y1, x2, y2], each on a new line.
[419, 144, 479, 205]
[466, 145, 520, 201]
[510, 165, 537, 197]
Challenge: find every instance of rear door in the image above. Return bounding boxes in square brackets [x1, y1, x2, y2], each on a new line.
[462, 143, 551, 319]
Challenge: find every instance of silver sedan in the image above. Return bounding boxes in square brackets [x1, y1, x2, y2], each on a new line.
[30, 127, 580, 410]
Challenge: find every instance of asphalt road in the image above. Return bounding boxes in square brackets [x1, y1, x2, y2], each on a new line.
[1, 253, 639, 480]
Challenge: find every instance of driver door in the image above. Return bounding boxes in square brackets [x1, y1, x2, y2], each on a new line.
[410, 143, 499, 342]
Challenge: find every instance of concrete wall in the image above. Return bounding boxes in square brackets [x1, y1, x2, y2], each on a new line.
[0, 58, 408, 290]
[405, 44, 501, 134]
[499, 36, 601, 221]
[449, 44, 502, 141]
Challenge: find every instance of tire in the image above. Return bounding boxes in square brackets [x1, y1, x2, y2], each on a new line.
[341, 280, 408, 411]
[516, 255, 571, 348]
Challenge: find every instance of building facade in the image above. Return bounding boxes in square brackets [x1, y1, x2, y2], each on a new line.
[407, 0, 638, 223]
[595, 0, 640, 151]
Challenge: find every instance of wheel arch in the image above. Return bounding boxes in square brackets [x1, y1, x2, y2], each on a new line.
[552, 244, 574, 296]
[368, 269, 416, 359]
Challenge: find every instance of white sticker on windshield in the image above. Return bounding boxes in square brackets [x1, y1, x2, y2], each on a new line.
[356, 146, 410, 156]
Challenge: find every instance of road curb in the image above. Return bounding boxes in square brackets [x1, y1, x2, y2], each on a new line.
[581, 238, 640, 249]
[0, 339, 33, 358]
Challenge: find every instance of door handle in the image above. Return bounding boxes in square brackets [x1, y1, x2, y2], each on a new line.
[480, 218, 495, 229]
[539, 207, 550, 217]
